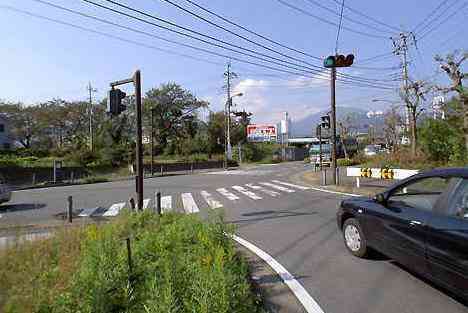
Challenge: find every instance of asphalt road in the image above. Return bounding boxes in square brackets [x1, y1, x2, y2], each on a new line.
[1, 162, 466, 313]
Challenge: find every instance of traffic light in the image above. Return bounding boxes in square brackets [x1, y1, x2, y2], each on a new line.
[321, 115, 330, 129]
[323, 54, 355, 68]
[107, 88, 127, 115]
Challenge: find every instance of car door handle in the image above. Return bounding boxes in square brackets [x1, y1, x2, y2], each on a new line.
[409, 220, 422, 226]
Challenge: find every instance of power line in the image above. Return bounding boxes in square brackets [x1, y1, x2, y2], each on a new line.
[300, 0, 394, 35]
[0, 5, 225, 67]
[335, 0, 345, 54]
[357, 52, 394, 64]
[79, 0, 325, 74]
[328, 0, 401, 32]
[418, 1, 468, 41]
[163, 0, 323, 61]
[412, 0, 452, 33]
[273, 0, 389, 39]
[155, 0, 324, 65]
[414, 0, 461, 36]
[85, 0, 395, 86]
[12, 2, 394, 91]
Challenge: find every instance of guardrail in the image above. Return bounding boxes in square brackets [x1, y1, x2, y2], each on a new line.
[346, 167, 419, 188]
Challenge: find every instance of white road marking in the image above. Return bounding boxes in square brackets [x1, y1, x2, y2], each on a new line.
[143, 199, 151, 210]
[232, 235, 325, 313]
[309, 187, 360, 197]
[201, 191, 223, 209]
[78, 207, 100, 217]
[181, 193, 199, 214]
[272, 180, 311, 190]
[161, 196, 172, 212]
[260, 182, 295, 193]
[245, 183, 280, 197]
[232, 186, 262, 200]
[103, 202, 126, 217]
[216, 188, 240, 200]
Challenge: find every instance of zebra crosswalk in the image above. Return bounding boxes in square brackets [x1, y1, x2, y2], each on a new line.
[76, 180, 311, 218]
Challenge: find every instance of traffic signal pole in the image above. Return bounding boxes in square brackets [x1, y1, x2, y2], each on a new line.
[134, 70, 143, 212]
[330, 67, 337, 185]
[109, 70, 144, 211]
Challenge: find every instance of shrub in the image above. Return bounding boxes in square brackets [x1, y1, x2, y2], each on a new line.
[0, 212, 263, 313]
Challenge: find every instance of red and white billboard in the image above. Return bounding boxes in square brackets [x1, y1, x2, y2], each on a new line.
[247, 124, 277, 142]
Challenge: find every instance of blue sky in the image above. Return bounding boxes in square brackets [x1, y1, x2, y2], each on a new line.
[0, 0, 466, 123]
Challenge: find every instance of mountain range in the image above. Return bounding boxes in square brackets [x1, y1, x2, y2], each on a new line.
[290, 106, 385, 137]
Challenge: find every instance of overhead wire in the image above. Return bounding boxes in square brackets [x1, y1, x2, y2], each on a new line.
[85, 0, 396, 86]
[327, 0, 401, 32]
[300, 0, 395, 35]
[273, 0, 390, 39]
[11, 1, 396, 91]
[161, 0, 323, 61]
[417, 1, 468, 41]
[412, 0, 452, 33]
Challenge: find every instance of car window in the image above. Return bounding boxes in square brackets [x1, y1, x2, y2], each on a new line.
[388, 177, 451, 212]
[448, 179, 468, 219]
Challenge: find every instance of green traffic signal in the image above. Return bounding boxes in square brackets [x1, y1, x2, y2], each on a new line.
[324, 56, 336, 68]
[323, 54, 354, 68]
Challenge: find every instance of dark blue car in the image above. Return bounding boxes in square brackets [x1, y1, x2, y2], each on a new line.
[337, 168, 468, 302]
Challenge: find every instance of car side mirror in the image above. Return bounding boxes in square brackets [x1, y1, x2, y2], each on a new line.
[375, 193, 386, 205]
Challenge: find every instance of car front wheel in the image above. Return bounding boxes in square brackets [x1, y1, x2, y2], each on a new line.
[343, 218, 368, 258]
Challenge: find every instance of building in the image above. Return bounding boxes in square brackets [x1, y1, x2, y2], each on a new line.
[0, 115, 13, 150]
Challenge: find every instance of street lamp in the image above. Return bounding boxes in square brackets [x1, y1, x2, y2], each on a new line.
[226, 92, 243, 163]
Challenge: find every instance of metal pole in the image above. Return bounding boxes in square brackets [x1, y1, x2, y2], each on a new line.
[156, 191, 161, 215]
[88, 82, 94, 152]
[134, 70, 144, 211]
[67, 196, 73, 223]
[319, 125, 323, 171]
[331, 67, 337, 185]
[151, 108, 154, 177]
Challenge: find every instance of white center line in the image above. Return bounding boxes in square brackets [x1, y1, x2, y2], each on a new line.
[260, 182, 295, 193]
[232, 186, 262, 200]
[161, 196, 172, 212]
[201, 191, 223, 209]
[245, 183, 280, 197]
[216, 188, 240, 200]
[103, 202, 126, 217]
[272, 180, 311, 190]
[181, 193, 199, 214]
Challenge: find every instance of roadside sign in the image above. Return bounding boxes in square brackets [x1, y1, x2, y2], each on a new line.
[247, 124, 277, 142]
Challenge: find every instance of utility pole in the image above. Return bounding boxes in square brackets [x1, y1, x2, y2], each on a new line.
[87, 82, 97, 152]
[392, 32, 416, 146]
[330, 68, 337, 185]
[151, 108, 154, 176]
[225, 61, 232, 162]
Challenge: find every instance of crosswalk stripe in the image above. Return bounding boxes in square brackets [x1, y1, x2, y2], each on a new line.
[272, 180, 311, 190]
[260, 182, 295, 193]
[143, 199, 151, 210]
[232, 186, 262, 200]
[201, 191, 223, 209]
[245, 183, 280, 197]
[216, 188, 240, 200]
[182, 193, 199, 214]
[78, 207, 100, 217]
[103, 202, 126, 217]
[161, 196, 172, 213]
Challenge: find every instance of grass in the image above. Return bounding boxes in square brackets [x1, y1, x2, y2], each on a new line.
[0, 212, 264, 313]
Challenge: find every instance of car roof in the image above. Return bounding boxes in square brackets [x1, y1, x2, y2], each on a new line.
[418, 167, 468, 178]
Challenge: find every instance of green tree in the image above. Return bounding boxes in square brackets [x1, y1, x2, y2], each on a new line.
[143, 83, 208, 155]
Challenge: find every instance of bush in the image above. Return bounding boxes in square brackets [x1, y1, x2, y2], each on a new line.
[0, 212, 263, 313]
[337, 158, 360, 167]
[83, 176, 109, 184]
